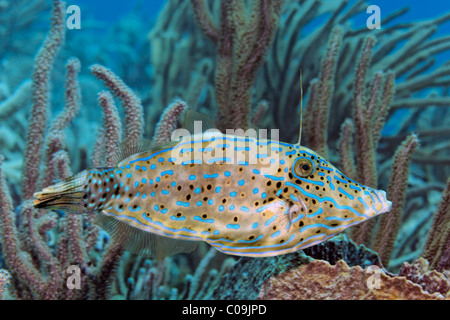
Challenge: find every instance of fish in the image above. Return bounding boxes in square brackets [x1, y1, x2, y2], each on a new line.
[34, 95, 392, 259]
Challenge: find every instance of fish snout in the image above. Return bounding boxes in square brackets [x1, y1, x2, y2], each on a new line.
[372, 189, 392, 216]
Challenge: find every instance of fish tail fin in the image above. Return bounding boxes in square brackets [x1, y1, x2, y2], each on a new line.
[33, 170, 90, 213]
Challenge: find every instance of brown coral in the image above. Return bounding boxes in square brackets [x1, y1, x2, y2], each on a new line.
[258, 260, 446, 300]
[398, 258, 450, 298]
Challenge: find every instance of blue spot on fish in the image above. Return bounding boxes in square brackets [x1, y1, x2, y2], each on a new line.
[265, 216, 277, 226]
[176, 201, 190, 207]
[194, 216, 214, 224]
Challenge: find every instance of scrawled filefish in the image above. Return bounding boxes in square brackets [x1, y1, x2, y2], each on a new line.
[34, 118, 392, 259]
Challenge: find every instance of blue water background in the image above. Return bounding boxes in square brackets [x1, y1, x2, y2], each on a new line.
[71, 0, 450, 36]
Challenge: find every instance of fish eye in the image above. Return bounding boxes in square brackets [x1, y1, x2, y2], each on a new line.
[293, 158, 315, 178]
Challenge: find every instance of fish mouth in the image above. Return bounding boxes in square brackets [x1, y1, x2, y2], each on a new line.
[372, 189, 392, 216]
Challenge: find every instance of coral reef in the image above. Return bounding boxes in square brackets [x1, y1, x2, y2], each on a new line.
[0, 0, 449, 300]
[257, 259, 447, 300]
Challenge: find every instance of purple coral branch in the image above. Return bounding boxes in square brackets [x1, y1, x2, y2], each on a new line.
[337, 119, 356, 180]
[353, 36, 377, 189]
[310, 26, 342, 157]
[50, 57, 81, 132]
[423, 177, 450, 272]
[0, 156, 46, 298]
[90, 64, 144, 145]
[373, 133, 419, 266]
[23, 200, 61, 299]
[97, 91, 123, 167]
[21, 0, 66, 200]
[42, 57, 81, 188]
[190, 0, 219, 43]
[194, 0, 282, 132]
[153, 99, 189, 144]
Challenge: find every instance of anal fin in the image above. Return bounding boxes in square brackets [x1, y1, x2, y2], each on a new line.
[95, 213, 198, 260]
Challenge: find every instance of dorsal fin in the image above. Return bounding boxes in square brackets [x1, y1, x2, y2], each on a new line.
[182, 109, 219, 134]
[95, 212, 198, 260]
[111, 138, 153, 166]
[112, 138, 178, 166]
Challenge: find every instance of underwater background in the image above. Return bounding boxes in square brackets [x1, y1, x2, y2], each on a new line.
[0, 0, 449, 300]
